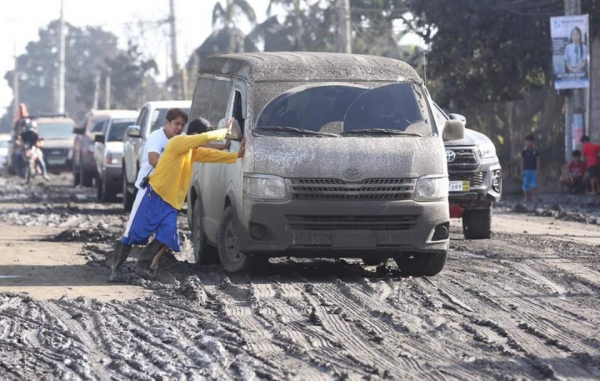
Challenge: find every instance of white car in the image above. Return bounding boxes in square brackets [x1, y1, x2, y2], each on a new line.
[0, 134, 10, 170]
[94, 115, 137, 201]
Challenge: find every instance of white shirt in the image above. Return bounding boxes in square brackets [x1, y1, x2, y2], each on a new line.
[135, 128, 169, 189]
[564, 43, 588, 70]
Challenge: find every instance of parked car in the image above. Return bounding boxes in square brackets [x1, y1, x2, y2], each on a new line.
[73, 110, 137, 187]
[187, 52, 464, 276]
[0, 134, 10, 171]
[122, 101, 191, 211]
[36, 117, 76, 171]
[94, 116, 137, 202]
[433, 105, 502, 239]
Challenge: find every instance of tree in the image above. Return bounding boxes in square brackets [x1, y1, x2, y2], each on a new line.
[212, 0, 257, 53]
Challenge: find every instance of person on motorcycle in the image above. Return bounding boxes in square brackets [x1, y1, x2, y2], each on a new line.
[20, 121, 49, 181]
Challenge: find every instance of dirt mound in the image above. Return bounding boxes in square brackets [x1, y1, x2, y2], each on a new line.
[46, 226, 117, 243]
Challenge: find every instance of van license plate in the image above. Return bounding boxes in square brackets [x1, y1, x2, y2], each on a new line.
[332, 231, 376, 249]
[449, 181, 470, 192]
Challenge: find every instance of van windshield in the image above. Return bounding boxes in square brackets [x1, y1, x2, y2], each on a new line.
[255, 83, 432, 137]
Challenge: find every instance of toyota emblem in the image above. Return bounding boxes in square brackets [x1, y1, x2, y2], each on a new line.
[446, 150, 456, 163]
[343, 168, 360, 180]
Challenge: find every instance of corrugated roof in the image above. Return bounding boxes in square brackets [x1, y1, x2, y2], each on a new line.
[200, 52, 422, 84]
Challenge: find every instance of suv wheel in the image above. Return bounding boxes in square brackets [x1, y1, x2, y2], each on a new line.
[218, 207, 250, 274]
[394, 252, 447, 277]
[463, 207, 492, 240]
[192, 200, 219, 266]
[122, 171, 134, 211]
[80, 164, 93, 187]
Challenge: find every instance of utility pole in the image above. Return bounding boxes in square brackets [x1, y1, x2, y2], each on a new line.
[12, 38, 19, 119]
[169, 0, 180, 99]
[337, 0, 351, 54]
[92, 70, 101, 110]
[564, 0, 585, 161]
[58, 0, 66, 114]
[105, 74, 111, 109]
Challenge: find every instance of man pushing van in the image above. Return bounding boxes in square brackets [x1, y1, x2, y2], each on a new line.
[108, 116, 245, 282]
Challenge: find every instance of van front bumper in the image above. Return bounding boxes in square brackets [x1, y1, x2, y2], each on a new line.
[237, 199, 449, 257]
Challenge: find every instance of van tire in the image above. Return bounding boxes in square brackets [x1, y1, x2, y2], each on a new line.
[192, 200, 219, 266]
[394, 252, 447, 277]
[463, 208, 492, 240]
[72, 161, 80, 186]
[80, 165, 93, 187]
[218, 207, 250, 274]
[362, 257, 388, 266]
[96, 175, 103, 201]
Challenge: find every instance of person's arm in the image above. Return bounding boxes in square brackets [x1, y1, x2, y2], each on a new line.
[169, 129, 229, 154]
[536, 153, 540, 172]
[521, 155, 525, 174]
[205, 141, 231, 151]
[192, 137, 246, 163]
[148, 152, 159, 167]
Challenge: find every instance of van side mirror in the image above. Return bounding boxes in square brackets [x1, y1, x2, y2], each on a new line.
[126, 125, 141, 137]
[73, 127, 84, 135]
[449, 113, 467, 125]
[94, 134, 105, 143]
[443, 120, 465, 142]
[218, 118, 243, 142]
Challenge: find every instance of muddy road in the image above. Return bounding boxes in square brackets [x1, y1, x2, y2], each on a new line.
[0, 175, 599, 380]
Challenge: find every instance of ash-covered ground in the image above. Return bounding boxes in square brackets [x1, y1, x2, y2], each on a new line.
[0, 175, 599, 380]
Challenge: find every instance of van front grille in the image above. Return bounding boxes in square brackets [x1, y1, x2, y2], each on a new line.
[287, 215, 418, 231]
[449, 172, 485, 187]
[289, 178, 415, 201]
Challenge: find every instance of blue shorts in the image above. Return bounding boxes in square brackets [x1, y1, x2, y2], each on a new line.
[522, 170, 537, 191]
[122, 187, 180, 252]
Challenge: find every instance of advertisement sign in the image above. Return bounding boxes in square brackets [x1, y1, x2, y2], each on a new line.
[550, 15, 589, 90]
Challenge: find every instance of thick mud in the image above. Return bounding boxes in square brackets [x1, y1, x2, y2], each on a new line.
[1, 176, 600, 380]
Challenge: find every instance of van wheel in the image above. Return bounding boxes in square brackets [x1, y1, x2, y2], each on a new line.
[72, 161, 80, 186]
[96, 175, 104, 201]
[192, 200, 219, 266]
[80, 165, 93, 187]
[394, 252, 447, 277]
[362, 257, 388, 266]
[218, 207, 250, 274]
[463, 207, 492, 240]
[122, 171, 134, 211]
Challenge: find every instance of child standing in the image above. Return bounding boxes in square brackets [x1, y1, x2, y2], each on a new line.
[581, 136, 600, 195]
[522, 135, 540, 207]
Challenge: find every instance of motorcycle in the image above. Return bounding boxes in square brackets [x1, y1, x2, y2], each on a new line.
[20, 144, 39, 184]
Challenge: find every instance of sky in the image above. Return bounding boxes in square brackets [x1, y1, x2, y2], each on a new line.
[0, 0, 421, 119]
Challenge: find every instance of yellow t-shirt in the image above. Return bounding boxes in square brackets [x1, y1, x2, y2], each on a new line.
[149, 129, 238, 209]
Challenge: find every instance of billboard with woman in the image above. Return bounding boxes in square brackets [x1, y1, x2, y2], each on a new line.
[551, 15, 589, 90]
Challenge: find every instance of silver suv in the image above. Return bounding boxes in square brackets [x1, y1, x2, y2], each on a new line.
[121, 101, 191, 210]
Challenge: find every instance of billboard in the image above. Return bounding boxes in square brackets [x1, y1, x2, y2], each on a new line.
[550, 15, 589, 90]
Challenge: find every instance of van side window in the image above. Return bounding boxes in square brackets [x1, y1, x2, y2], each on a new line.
[233, 90, 244, 133]
[136, 107, 147, 127]
[192, 77, 233, 128]
[91, 120, 105, 133]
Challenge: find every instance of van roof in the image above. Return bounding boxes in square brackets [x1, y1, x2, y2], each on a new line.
[200, 52, 423, 84]
[35, 117, 75, 125]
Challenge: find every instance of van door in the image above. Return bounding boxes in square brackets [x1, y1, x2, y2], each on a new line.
[192, 76, 234, 243]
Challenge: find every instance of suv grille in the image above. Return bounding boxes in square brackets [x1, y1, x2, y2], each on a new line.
[289, 178, 415, 201]
[287, 215, 418, 231]
[446, 149, 479, 170]
[449, 172, 485, 187]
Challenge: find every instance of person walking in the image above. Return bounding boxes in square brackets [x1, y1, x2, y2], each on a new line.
[522, 135, 540, 207]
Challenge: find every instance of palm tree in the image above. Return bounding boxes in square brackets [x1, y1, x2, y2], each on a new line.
[266, 0, 304, 50]
[212, 0, 257, 53]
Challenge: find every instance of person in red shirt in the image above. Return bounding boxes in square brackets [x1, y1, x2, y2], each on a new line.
[561, 150, 586, 193]
[581, 136, 600, 195]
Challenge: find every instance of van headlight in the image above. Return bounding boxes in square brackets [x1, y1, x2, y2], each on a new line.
[479, 142, 497, 159]
[104, 152, 121, 166]
[243, 175, 288, 201]
[414, 176, 448, 201]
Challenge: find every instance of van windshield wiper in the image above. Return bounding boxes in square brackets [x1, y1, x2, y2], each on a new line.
[341, 128, 423, 137]
[256, 126, 339, 137]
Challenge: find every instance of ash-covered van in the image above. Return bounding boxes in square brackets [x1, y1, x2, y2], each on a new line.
[188, 53, 464, 275]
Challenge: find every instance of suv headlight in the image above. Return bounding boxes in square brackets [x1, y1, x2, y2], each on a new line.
[479, 142, 497, 159]
[414, 176, 448, 201]
[243, 175, 288, 201]
[104, 152, 121, 165]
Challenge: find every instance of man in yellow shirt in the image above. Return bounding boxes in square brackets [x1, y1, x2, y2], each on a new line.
[109, 117, 245, 282]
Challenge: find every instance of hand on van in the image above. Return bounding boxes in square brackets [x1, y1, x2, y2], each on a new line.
[238, 138, 246, 158]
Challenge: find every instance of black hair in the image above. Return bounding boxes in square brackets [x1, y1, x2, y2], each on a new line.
[570, 27, 585, 60]
[572, 149, 581, 157]
[187, 118, 211, 135]
[166, 108, 189, 124]
[581, 135, 590, 143]
[525, 134, 535, 142]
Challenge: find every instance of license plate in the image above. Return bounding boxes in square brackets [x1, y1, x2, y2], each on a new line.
[449, 181, 470, 192]
[332, 231, 376, 249]
[48, 159, 66, 165]
[51, 150, 62, 155]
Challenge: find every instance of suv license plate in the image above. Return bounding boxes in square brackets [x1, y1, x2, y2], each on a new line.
[449, 181, 470, 192]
